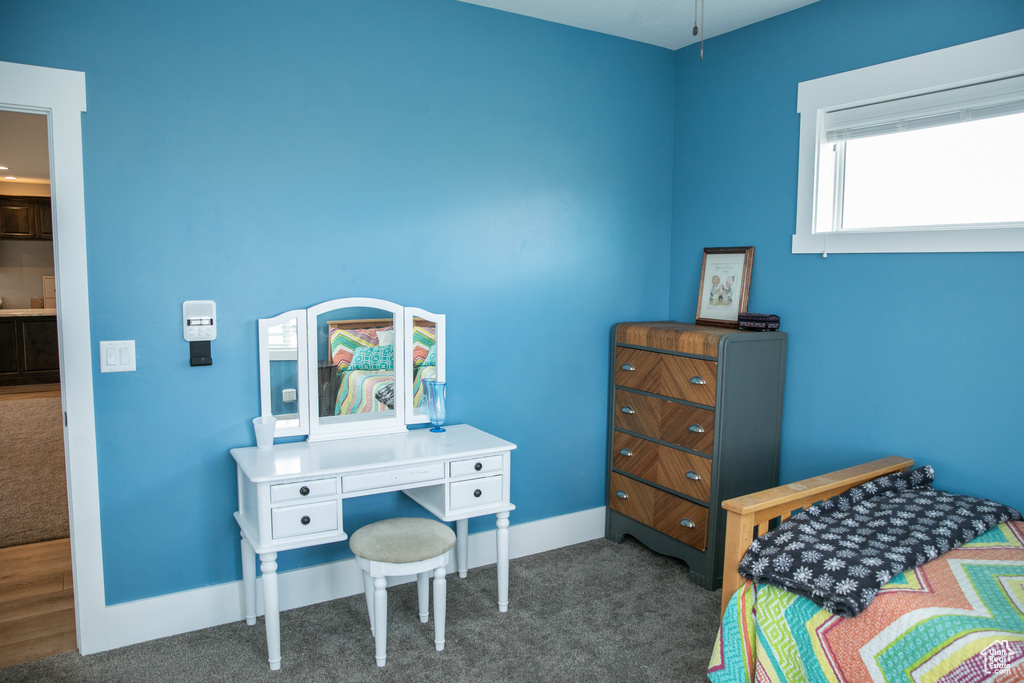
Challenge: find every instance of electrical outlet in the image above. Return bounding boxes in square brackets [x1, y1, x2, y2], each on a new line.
[282, 388, 297, 403]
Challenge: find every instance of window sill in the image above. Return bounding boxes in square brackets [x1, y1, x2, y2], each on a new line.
[793, 225, 1024, 254]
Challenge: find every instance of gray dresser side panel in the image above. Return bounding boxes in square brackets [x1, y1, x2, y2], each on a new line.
[706, 333, 787, 586]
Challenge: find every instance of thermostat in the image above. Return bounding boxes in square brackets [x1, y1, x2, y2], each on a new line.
[183, 300, 217, 341]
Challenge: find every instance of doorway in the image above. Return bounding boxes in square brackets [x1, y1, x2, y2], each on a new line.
[0, 108, 75, 667]
[0, 61, 106, 659]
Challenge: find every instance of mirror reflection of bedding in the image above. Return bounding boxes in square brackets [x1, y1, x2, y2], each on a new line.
[324, 316, 395, 418]
[410, 319, 438, 410]
[322, 315, 439, 418]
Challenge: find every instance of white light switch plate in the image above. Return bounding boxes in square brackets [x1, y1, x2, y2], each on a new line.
[100, 340, 136, 373]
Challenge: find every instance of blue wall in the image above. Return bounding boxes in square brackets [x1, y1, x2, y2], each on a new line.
[0, 0, 674, 604]
[671, 0, 1024, 513]
[3, 0, 1021, 609]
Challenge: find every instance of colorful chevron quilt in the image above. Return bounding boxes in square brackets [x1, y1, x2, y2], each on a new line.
[412, 363, 437, 408]
[708, 520, 1024, 682]
[333, 369, 394, 415]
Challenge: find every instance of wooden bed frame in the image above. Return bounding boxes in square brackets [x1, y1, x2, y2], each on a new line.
[719, 455, 915, 617]
[326, 317, 393, 333]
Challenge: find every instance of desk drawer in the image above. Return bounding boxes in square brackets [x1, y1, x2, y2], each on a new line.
[450, 475, 504, 511]
[342, 462, 445, 493]
[270, 477, 337, 504]
[450, 454, 504, 478]
[271, 500, 339, 539]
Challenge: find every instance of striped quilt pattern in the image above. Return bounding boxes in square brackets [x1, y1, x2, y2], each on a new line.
[412, 363, 437, 408]
[709, 520, 1024, 682]
[334, 369, 394, 415]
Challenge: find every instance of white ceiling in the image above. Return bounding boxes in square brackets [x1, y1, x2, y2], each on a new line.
[0, 110, 50, 185]
[457, 0, 820, 50]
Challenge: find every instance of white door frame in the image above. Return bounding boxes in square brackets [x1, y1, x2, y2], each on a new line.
[0, 61, 107, 654]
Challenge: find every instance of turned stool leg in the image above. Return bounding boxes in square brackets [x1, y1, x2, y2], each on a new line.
[373, 577, 388, 667]
[417, 571, 430, 623]
[433, 566, 446, 651]
[362, 571, 376, 635]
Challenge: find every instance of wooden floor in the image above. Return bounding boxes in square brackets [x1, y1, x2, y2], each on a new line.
[0, 383, 61, 401]
[0, 538, 76, 668]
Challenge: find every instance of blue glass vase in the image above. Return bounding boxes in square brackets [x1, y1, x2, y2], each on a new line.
[423, 380, 446, 433]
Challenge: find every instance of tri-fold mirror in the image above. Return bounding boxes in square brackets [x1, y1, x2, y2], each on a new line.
[258, 297, 446, 441]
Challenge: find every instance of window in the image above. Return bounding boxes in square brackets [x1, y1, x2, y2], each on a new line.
[793, 29, 1024, 254]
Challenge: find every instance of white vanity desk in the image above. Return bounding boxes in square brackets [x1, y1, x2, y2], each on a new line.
[231, 423, 516, 670]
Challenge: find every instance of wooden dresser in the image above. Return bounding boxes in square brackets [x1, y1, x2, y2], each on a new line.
[605, 322, 786, 590]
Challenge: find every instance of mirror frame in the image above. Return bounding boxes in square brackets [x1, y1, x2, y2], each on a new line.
[258, 310, 309, 438]
[306, 297, 407, 442]
[404, 307, 446, 424]
[258, 297, 446, 442]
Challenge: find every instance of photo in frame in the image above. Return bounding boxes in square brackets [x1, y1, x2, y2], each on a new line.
[695, 247, 754, 327]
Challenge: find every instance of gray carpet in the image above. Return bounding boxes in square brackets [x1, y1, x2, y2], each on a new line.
[0, 395, 68, 548]
[0, 537, 722, 683]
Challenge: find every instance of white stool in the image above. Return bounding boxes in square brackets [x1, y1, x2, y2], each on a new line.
[349, 517, 457, 667]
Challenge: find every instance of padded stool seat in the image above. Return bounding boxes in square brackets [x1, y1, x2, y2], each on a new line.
[350, 517, 456, 667]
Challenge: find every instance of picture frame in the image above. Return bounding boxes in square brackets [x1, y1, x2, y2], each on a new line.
[695, 247, 754, 327]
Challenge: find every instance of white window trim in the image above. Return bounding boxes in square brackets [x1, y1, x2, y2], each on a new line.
[793, 28, 1024, 254]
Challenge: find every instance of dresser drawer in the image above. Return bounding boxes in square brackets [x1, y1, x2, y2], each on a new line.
[271, 500, 339, 540]
[270, 477, 337, 504]
[614, 391, 715, 455]
[450, 454, 504, 478]
[608, 472, 708, 551]
[612, 432, 712, 503]
[614, 347, 717, 406]
[450, 475, 504, 511]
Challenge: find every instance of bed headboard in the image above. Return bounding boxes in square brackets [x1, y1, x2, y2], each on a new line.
[326, 318, 394, 335]
[719, 455, 915, 617]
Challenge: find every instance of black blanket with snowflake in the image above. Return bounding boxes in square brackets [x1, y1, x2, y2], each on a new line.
[738, 465, 1021, 617]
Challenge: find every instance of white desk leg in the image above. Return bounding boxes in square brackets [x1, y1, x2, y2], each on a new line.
[456, 518, 468, 578]
[240, 532, 257, 626]
[496, 511, 510, 612]
[259, 552, 282, 671]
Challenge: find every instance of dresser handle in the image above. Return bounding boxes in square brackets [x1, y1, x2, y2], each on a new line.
[615, 490, 628, 499]
[688, 424, 704, 433]
[619, 448, 633, 457]
[686, 470, 701, 481]
[680, 518, 695, 528]
[474, 489, 482, 498]
[300, 515, 311, 525]
[621, 406, 635, 415]
[299, 486, 310, 496]
[690, 376, 706, 385]
[621, 363, 635, 371]
[474, 462, 483, 471]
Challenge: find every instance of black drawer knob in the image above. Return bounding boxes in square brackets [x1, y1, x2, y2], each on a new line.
[474, 462, 483, 471]
[300, 515, 311, 525]
[473, 489, 482, 498]
[299, 486, 310, 496]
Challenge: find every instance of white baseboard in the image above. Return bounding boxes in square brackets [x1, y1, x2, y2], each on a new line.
[102, 506, 606, 653]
